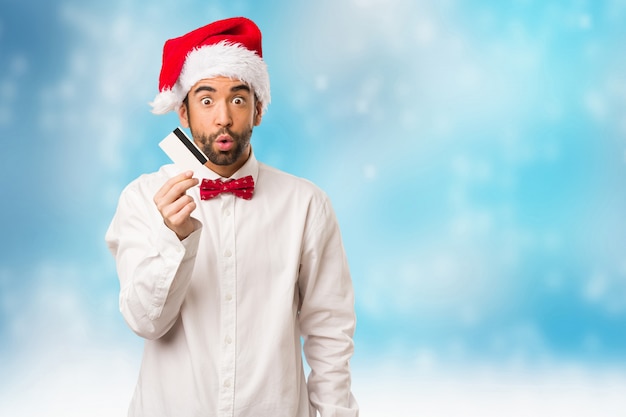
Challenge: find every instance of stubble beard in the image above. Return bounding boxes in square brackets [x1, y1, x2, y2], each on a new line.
[194, 127, 253, 166]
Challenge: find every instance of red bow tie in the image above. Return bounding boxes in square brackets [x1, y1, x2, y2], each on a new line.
[200, 175, 255, 200]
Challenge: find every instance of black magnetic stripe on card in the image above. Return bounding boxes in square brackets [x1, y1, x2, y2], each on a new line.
[174, 128, 208, 164]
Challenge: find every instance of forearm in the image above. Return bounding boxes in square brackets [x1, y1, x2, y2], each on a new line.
[106, 185, 202, 339]
[299, 197, 359, 416]
[301, 291, 358, 416]
[117, 221, 201, 339]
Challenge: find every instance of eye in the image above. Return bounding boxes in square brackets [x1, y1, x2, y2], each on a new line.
[201, 97, 213, 105]
[232, 96, 246, 105]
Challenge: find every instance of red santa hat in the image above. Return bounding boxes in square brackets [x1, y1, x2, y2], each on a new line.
[150, 17, 270, 115]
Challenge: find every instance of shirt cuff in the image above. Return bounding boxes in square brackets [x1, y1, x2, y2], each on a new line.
[155, 217, 202, 260]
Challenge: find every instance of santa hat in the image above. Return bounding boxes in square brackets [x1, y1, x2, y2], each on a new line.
[150, 17, 270, 115]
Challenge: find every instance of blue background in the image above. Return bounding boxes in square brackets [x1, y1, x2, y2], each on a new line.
[1, 0, 625, 415]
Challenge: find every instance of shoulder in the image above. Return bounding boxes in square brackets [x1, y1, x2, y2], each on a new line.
[257, 162, 327, 201]
[256, 162, 337, 228]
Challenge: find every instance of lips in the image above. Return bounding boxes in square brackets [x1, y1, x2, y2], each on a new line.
[215, 134, 234, 151]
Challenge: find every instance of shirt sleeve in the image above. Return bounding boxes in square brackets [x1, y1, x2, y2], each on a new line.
[298, 194, 359, 417]
[105, 177, 202, 340]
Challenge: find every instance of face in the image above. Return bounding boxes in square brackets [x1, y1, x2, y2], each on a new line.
[178, 76, 263, 177]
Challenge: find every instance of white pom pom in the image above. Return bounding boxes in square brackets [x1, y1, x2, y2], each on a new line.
[149, 89, 179, 114]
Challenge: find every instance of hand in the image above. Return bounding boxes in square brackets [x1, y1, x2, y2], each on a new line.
[154, 171, 199, 240]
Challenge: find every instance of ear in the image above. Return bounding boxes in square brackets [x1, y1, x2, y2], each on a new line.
[177, 102, 190, 128]
[253, 100, 263, 126]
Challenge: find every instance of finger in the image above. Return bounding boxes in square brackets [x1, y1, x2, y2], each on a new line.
[163, 198, 197, 232]
[154, 171, 195, 201]
[161, 178, 198, 204]
[161, 194, 195, 221]
[155, 177, 199, 209]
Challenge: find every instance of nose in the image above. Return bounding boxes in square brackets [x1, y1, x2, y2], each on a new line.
[214, 101, 232, 128]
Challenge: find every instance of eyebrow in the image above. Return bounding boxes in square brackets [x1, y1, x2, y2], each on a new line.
[192, 84, 251, 95]
[230, 84, 251, 93]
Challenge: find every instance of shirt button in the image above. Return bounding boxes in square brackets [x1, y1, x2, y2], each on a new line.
[225, 294, 233, 301]
[224, 249, 232, 257]
[225, 336, 232, 344]
[224, 380, 231, 388]
[224, 209, 231, 216]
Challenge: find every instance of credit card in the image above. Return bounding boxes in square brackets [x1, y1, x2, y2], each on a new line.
[158, 127, 208, 170]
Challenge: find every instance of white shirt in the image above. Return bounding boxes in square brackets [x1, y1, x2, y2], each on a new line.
[105, 152, 358, 417]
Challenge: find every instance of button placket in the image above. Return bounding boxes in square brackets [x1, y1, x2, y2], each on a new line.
[218, 194, 237, 416]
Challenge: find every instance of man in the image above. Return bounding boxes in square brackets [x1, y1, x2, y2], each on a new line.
[105, 17, 358, 417]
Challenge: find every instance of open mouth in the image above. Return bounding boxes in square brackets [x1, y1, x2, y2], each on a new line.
[216, 135, 234, 151]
